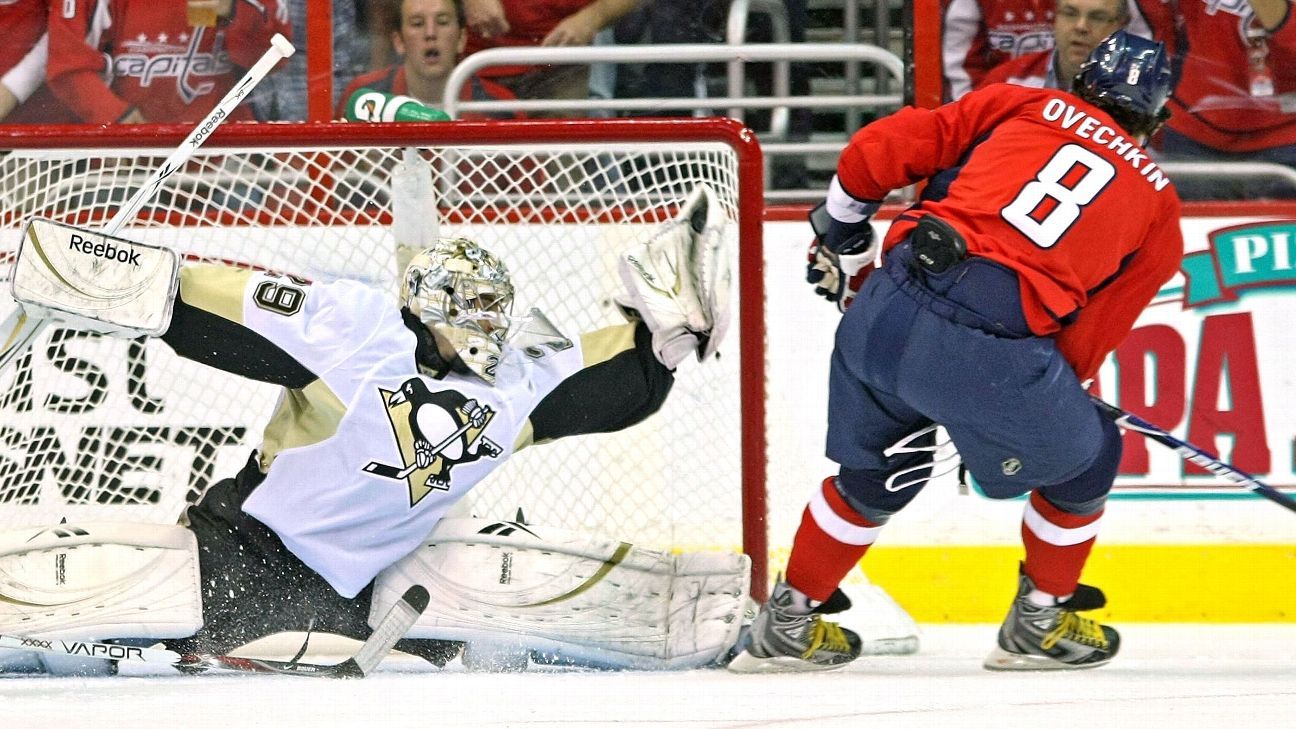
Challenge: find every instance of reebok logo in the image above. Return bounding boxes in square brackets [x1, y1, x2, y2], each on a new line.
[478, 520, 539, 539]
[25, 524, 89, 542]
[69, 233, 141, 267]
[499, 552, 513, 585]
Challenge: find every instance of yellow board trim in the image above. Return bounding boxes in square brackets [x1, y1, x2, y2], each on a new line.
[838, 544, 1296, 622]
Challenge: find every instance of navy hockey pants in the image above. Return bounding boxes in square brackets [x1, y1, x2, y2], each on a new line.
[826, 241, 1120, 513]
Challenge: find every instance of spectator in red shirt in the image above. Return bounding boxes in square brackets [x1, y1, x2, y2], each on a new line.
[341, 0, 517, 119]
[0, 0, 75, 123]
[460, 0, 638, 117]
[943, 0, 1057, 100]
[976, 0, 1143, 91]
[46, 0, 291, 124]
[1132, 0, 1296, 199]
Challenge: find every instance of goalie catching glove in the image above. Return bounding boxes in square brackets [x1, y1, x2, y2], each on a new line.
[806, 178, 881, 312]
[615, 184, 732, 369]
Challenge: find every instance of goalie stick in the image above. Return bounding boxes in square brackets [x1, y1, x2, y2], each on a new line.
[0, 584, 430, 678]
[1091, 396, 1296, 514]
[0, 33, 296, 375]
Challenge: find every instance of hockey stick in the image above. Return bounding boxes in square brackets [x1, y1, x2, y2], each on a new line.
[0, 33, 296, 375]
[364, 420, 475, 480]
[1091, 396, 1296, 514]
[0, 584, 430, 678]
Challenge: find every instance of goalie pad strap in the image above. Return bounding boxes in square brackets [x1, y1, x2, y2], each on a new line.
[370, 518, 750, 670]
[0, 522, 203, 640]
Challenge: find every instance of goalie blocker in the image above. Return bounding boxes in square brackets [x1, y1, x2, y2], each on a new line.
[10, 218, 180, 337]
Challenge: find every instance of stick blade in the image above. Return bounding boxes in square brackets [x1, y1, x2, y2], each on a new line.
[347, 584, 430, 677]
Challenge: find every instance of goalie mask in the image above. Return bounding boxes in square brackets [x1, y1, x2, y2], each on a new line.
[402, 238, 515, 384]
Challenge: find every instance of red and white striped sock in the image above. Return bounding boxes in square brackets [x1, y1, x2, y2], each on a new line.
[1020, 491, 1104, 601]
[785, 477, 884, 602]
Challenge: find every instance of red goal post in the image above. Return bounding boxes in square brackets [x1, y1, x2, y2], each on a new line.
[0, 118, 769, 596]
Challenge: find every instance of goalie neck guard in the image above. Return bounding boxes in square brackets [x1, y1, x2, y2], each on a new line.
[402, 238, 515, 384]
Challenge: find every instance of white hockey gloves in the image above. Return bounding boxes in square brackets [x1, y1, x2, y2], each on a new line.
[370, 517, 751, 670]
[10, 218, 180, 336]
[615, 184, 732, 369]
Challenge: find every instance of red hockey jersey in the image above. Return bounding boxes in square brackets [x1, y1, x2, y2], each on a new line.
[338, 65, 520, 120]
[1132, 0, 1296, 152]
[942, 0, 1056, 99]
[0, 0, 76, 123]
[0, 0, 45, 77]
[977, 49, 1057, 89]
[46, 0, 290, 124]
[463, 0, 593, 77]
[836, 84, 1183, 381]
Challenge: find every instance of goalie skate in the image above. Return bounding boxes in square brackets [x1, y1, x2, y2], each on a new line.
[616, 184, 732, 368]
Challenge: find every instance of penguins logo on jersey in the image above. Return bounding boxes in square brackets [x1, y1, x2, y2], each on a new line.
[363, 378, 502, 507]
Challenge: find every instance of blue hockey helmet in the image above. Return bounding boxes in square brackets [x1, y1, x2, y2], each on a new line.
[1074, 30, 1173, 128]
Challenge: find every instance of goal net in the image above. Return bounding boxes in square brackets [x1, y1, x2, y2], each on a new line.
[0, 119, 767, 591]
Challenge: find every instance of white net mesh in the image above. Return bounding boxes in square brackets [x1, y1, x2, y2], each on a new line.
[0, 127, 756, 562]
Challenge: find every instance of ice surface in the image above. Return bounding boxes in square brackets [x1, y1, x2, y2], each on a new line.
[2, 624, 1293, 729]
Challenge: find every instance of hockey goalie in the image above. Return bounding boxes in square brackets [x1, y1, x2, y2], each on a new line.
[0, 183, 920, 675]
[0, 184, 757, 674]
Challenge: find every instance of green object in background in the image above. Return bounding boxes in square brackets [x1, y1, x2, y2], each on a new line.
[345, 88, 451, 122]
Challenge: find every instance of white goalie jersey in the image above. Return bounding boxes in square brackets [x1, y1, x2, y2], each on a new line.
[180, 265, 585, 598]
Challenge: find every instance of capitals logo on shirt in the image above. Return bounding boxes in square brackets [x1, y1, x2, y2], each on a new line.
[112, 27, 234, 103]
[362, 378, 502, 506]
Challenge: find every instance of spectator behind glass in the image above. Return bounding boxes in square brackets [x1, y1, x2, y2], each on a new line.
[47, 0, 291, 124]
[1132, 0, 1296, 199]
[252, 1, 362, 121]
[460, 0, 639, 118]
[340, 0, 518, 119]
[943, 0, 1056, 100]
[976, 0, 1143, 91]
[0, 0, 75, 123]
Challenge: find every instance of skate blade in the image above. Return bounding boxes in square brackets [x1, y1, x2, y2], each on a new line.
[982, 646, 1112, 671]
[726, 649, 854, 674]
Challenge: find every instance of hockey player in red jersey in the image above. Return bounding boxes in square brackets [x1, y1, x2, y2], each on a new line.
[46, 0, 291, 124]
[729, 31, 1182, 673]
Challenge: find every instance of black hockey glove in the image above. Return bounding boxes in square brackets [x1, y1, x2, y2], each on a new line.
[806, 200, 878, 312]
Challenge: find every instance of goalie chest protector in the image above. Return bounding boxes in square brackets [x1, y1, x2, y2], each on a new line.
[236, 274, 583, 598]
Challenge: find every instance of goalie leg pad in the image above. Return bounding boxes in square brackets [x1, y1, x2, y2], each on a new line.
[615, 184, 733, 368]
[0, 522, 204, 675]
[369, 518, 751, 670]
[11, 217, 180, 337]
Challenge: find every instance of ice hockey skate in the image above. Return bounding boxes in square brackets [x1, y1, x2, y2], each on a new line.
[983, 567, 1120, 671]
[727, 581, 862, 673]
